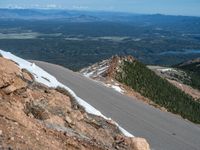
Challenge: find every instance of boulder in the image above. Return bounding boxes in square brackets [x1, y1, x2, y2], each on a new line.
[128, 137, 150, 150]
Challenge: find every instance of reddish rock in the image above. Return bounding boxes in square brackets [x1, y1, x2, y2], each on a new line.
[0, 57, 150, 150]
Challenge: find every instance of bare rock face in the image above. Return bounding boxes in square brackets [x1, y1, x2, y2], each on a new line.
[0, 57, 32, 94]
[128, 138, 150, 150]
[0, 57, 150, 150]
[2, 77, 27, 94]
[106, 55, 136, 78]
[0, 57, 21, 88]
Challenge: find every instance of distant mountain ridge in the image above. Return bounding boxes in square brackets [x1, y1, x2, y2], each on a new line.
[176, 57, 200, 74]
[0, 9, 100, 21]
[0, 8, 199, 21]
[1, 8, 200, 70]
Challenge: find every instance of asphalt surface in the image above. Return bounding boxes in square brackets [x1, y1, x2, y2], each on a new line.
[33, 60, 200, 150]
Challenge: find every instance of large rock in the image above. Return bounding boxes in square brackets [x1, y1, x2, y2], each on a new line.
[129, 137, 150, 150]
[0, 57, 20, 88]
[2, 77, 27, 94]
[0, 57, 30, 94]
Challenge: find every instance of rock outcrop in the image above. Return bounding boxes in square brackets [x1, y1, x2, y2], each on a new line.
[0, 57, 150, 150]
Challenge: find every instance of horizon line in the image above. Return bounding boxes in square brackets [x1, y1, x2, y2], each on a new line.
[0, 7, 200, 18]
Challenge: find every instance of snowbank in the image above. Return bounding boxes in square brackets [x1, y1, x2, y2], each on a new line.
[105, 84, 124, 94]
[111, 85, 124, 93]
[0, 49, 133, 137]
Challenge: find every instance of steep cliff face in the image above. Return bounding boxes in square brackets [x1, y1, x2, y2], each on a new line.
[0, 57, 150, 150]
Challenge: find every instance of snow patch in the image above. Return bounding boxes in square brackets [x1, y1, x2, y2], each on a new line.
[118, 126, 134, 137]
[106, 84, 124, 94]
[158, 68, 177, 73]
[96, 65, 109, 75]
[111, 85, 124, 93]
[0, 50, 58, 87]
[160, 68, 172, 72]
[83, 70, 95, 78]
[0, 49, 133, 137]
[80, 60, 109, 78]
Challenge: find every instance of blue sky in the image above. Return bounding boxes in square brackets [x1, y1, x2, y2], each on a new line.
[0, 0, 200, 16]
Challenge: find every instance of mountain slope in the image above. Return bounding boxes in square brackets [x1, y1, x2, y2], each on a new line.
[80, 56, 200, 124]
[116, 59, 200, 123]
[175, 58, 200, 91]
[148, 66, 200, 101]
[151, 58, 200, 93]
[0, 51, 150, 150]
[176, 58, 200, 74]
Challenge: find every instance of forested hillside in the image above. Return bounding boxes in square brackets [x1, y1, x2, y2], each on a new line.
[116, 60, 200, 123]
[175, 58, 200, 90]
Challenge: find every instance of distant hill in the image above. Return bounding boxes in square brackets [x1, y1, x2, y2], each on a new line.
[1, 8, 200, 23]
[171, 58, 200, 91]
[176, 58, 200, 74]
[0, 9, 100, 21]
[1, 9, 200, 70]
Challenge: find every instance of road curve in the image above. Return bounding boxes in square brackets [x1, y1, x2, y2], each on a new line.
[33, 60, 200, 150]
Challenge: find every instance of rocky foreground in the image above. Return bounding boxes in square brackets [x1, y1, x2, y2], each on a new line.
[0, 57, 150, 150]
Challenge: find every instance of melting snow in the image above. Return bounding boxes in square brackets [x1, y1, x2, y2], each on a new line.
[83, 70, 95, 78]
[111, 85, 124, 93]
[0, 49, 133, 137]
[80, 60, 109, 78]
[158, 68, 175, 72]
[105, 84, 124, 94]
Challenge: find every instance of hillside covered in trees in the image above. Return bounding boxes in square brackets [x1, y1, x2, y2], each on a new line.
[116, 59, 200, 124]
[175, 58, 200, 90]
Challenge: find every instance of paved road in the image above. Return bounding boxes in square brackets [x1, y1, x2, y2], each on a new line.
[33, 61, 200, 150]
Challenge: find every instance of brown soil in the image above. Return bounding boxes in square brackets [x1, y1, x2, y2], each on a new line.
[167, 79, 200, 100]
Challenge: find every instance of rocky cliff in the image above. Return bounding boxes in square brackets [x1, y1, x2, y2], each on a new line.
[0, 57, 150, 150]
